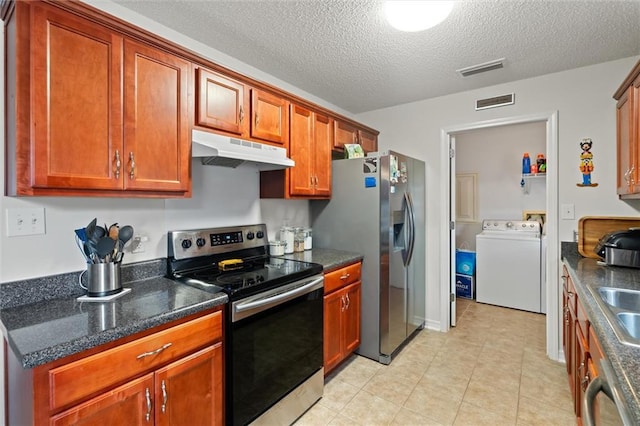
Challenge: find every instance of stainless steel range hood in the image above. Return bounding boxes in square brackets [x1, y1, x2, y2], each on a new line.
[192, 129, 294, 170]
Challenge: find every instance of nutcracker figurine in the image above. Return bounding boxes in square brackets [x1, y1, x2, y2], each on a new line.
[578, 138, 598, 187]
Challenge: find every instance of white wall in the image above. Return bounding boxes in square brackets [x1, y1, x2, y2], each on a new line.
[356, 56, 640, 328]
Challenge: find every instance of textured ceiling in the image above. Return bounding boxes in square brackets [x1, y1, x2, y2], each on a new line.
[113, 0, 640, 114]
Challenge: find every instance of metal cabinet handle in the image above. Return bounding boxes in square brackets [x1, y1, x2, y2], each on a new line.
[129, 152, 136, 180]
[255, 113, 259, 127]
[345, 293, 350, 310]
[136, 343, 172, 359]
[341, 295, 346, 312]
[630, 165, 636, 185]
[239, 105, 244, 124]
[340, 273, 350, 281]
[568, 291, 574, 298]
[582, 373, 590, 392]
[624, 168, 631, 184]
[145, 387, 152, 422]
[114, 150, 121, 179]
[161, 380, 168, 413]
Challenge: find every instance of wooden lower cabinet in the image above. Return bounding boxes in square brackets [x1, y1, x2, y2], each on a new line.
[562, 265, 593, 423]
[323, 262, 362, 375]
[50, 344, 222, 426]
[7, 310, 224, 425]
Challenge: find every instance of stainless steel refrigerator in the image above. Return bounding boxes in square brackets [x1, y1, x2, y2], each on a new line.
[311, 151, 425, 364]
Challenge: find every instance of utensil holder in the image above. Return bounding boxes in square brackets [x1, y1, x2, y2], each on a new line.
[85, 262, 122, 297]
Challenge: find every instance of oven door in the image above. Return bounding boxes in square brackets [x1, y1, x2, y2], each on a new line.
[228, 275, 324, 426]
[583, 358, 633, 426]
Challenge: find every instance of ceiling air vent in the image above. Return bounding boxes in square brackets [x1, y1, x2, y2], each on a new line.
[475, 93, 515, 111]
[456, 58, 505, 77]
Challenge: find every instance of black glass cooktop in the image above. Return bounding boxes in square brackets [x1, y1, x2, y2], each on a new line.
[173, 255, 322, 300]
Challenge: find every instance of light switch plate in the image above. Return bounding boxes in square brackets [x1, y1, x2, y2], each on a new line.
[561, 203, 575, 220]
[6, 208, 46, 236]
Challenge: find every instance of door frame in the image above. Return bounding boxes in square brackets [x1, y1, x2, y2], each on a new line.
[439, 111, 560, 361]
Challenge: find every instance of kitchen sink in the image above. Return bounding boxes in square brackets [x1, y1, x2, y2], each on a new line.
[589, 286, 640, 347]
[598, 287, 640, 311]
[617, 312, 640, 340]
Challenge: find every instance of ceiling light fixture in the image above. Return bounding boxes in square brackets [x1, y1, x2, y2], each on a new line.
[456, 58, 506, 77]
[384, 1, 453, 32]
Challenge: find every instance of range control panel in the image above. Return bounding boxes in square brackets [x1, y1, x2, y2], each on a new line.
[168, 224, 267, 260]
[481, 220, 541, 234]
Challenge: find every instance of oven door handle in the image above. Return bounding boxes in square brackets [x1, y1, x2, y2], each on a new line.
[232, 276, 324, 322]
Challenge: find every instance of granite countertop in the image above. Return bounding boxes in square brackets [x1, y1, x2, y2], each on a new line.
[282, 248, 363, 272]
[561, 242, 640, 422]
[0, 249, 361, 370]
[0, 260, 227, 369]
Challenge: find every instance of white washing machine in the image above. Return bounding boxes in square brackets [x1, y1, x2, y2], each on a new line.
[476, 219, 542, 313]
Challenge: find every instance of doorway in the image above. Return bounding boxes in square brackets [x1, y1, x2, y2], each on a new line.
[440, 112, 561, 361]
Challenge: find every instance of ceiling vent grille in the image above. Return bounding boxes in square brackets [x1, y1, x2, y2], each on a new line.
[457, 58, 505, 77]
[475, 93, 515, 110]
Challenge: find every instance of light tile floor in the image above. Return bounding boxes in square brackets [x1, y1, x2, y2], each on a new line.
[296, 298, 576, 425]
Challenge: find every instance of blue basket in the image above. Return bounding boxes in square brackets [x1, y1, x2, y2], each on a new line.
[456, 249, 476, 275]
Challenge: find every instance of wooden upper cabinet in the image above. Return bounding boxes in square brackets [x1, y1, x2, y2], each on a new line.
[196, 68, 249, 137]
[313, 113, 333, 196]
[123, 39, 190, 192]
[289, 105, 314, 196]
[334, 120, 359, 150]
[251, 89, 289, 145]
[31, 4, 123, 191]
[6, 2, 190, 197]
[358, 130, 378, 154]
[334, 120, 378, 154]
[614, 60, 640, 198]
[284, 104, 332, 198]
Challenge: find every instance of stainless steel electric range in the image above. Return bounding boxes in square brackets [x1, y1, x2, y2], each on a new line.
[167, 224, 324, 426]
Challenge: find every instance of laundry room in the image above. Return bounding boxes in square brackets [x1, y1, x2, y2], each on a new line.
[453, 121, 547, 314]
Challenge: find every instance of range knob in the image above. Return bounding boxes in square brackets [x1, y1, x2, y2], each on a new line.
[247, 232, 255, 240]
[196, 237, 206, 247]
[256, 231, 264, 239]
[181, 239, 192, 249]
[506, 222, 513, 228]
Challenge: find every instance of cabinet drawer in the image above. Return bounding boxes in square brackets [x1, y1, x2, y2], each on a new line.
[324, 262, 361, 294]
[48, 311, 222, 411]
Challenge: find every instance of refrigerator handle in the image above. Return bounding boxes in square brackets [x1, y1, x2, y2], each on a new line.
[404, 192, 416, 266]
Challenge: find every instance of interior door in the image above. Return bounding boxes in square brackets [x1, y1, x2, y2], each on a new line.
[449, 136, 457, 327]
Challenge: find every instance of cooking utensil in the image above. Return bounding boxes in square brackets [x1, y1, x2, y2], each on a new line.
[85, 218, 97, 243]
[108, 223, 119, 240]
[118, 225, 134, 250]
[74, 228, 87, 242]
[96, 237, 116, 262]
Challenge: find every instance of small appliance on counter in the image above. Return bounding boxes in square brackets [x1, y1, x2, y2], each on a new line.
[595, 228, 640, 268]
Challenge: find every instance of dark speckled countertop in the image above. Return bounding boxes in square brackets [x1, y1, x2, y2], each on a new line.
[0, 249, 361, 370]
[281, 248, 363, 272]
[0, 259, 227, 369]
[561, 242, 640, 423]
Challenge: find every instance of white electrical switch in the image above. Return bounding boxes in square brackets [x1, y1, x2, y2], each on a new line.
[561, 203, 575, 220]
[6, 207, 46, 236]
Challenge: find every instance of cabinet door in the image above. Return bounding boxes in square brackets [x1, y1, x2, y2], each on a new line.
[289, 104, 314, 196]
[616, 85, 635, 195]
[50, 374, 154, 426]
[343, 282, 361, 355]
[31, 4, 123, 191]
[358, 130, 378, 154]
[334, 120, 358, 150]
[250, 89, 288, 145]
[575, 325, 589, 419]
[196, 68, 248, 136]
[313, 113, 333, 197]
[155, 343, 224, 426]
[324, 290, 344, 374]
[123, 39, 190, 192]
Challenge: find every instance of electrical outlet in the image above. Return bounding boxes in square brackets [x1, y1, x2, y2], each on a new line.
[6, 208, 46, 236]
[131, 234, 149, 253]
[561, 203, 575, 220]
